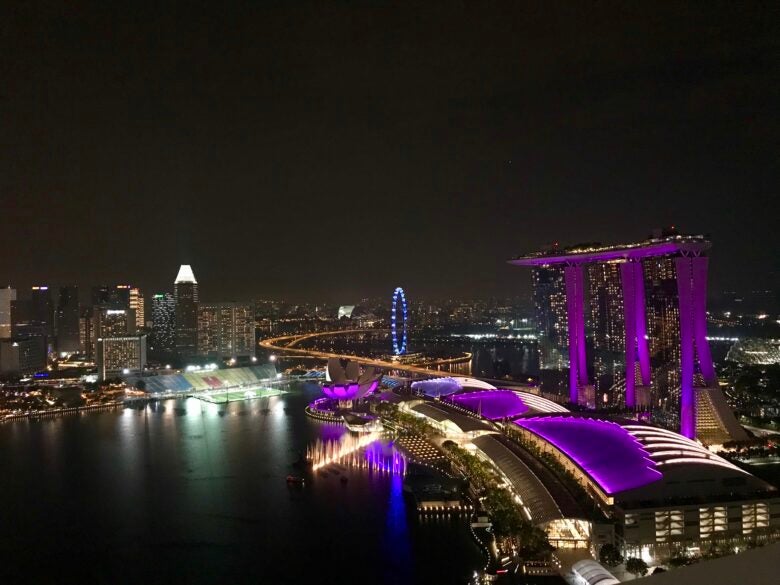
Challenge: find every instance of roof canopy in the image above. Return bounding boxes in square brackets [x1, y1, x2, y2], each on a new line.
[513, 416, 663, 494]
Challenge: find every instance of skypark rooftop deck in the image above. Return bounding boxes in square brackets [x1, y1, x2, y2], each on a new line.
[508, 234, 710, 266]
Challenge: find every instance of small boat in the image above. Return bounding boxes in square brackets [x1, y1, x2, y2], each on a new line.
[286, 475, 304, 485]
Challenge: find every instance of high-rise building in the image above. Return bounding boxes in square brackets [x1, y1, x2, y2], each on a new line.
[30, 286, 55, 339]
[531, 266, 568, 365]
[55, 286, 81, 353]
[93, 307, 136, 338]
[0, 337, 47, 374]
[150, 292, 175, 355]
[11, 286, 54, 353]
[513, 231, 746, 443]
[586, 262, 625, 403]
[96, 335, 147, 380]
[129, 287, 145, 329]
[643, 255, 681, 409]
[79, 308, 94, 359]
[0, 286, 15, 338]
[197, 302, 255, 359]
[174, 265, 198, 358]
[587, 262, 624, 353]
[530, 266, 570, 400]
[92, 284, 141, 326]
[113, 285, 132, 308]
[91, 285, 113, 307]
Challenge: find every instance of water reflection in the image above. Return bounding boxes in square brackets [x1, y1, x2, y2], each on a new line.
[0, 383, 481, 585]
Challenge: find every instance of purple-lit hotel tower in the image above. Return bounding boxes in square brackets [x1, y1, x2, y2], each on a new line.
[511, 230, 745, 442]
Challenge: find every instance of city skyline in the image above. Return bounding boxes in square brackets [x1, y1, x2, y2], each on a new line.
[1, 5, 779, 583]
[2, 4, 778, 300]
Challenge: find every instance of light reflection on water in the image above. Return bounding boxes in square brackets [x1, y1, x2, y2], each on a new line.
[0, 383, 482, 585]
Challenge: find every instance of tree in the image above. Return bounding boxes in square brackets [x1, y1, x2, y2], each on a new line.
[625, 557, 648, 577]
[599, 543, 623, 567]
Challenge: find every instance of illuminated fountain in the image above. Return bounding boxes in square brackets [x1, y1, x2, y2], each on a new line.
[307, 432, 406, 475]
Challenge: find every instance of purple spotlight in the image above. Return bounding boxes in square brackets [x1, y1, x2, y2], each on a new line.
[512, 416, 662, 494]
[450, 390, 529, 420]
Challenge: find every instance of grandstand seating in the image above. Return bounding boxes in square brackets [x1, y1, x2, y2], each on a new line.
[130, 364, 278, 394]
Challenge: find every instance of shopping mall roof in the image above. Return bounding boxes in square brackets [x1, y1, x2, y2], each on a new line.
[410, 402, 494, 434]
[450, 390, 529, 419]
[448, 389, 569, 419]
[513, 416, 663, 495]
[512, 415, 774, 502]
[472, 435, 564, 526]
[411, 376, 500, 398]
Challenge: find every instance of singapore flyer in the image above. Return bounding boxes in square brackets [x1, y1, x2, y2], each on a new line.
[391, 287, 408, 356]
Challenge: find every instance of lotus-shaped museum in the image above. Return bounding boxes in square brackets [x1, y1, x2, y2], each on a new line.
[321, 358, 382, 403]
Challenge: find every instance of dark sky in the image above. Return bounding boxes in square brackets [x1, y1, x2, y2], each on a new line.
[1, 2, 778, 302]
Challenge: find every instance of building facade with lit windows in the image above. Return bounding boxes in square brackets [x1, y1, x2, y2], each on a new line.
[129, 287, 145, 329]
[150, 292, 176, 355]
[96, 334, 147, 380]
[197, 302, 255, 359]
[531, 266, 570, 399]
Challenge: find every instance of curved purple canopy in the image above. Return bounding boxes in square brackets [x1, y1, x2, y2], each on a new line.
[513, 416, 662, 494]
[450, 390, 528, 420]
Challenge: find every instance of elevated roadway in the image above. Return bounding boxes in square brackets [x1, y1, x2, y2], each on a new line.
[259, 329, 471, 378]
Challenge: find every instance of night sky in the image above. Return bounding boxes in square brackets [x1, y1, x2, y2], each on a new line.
[2, 3, 778, 302]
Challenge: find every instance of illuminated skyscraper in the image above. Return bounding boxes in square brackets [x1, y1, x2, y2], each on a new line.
[150, 293, 175, 355]
[530, 266, 570, 399]
[96, 334, 147, 380]
[587, 262, 625, 403]
[197, 302, 255, 359]
[531, 266, 568, 366]
[129, 287, 145, 328]
[512, 231, 746, 442]
[174, 265, 198, 358]
[587, 262, 624, 353]
[79, 308, 94, 359]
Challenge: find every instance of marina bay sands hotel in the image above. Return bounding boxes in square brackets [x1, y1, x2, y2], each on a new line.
[510, 228, 746, 444]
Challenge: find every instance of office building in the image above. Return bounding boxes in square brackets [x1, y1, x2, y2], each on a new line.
[150, 292, 176, 355]
[0, 336, 47, 375]
[197, 302, 255, 359]
[93, 307, 136, 337]
[129, 287, 145, 328]
[55, 286, 80, 353]
[0, 286, 15, 338]
[79, 308, 94, 359]
[96, 334, 147, 380]
[30, 286, 55, 338]
[174, 265, 198, 358]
